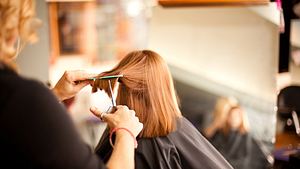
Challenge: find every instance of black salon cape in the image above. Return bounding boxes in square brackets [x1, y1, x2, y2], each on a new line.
[95, 117, 233, 169]
[209, 130, 269, 169]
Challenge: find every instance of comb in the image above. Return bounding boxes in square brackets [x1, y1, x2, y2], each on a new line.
[88, 74, 123, 81]
[74, 75, 123, 84]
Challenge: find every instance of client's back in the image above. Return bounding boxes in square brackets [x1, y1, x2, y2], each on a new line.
[94, 50, 232, 169]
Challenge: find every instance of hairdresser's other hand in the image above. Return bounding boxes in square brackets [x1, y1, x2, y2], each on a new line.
[204, 112, 227, 138]
[52, 70, 97, 101]
[90, 105, 143, 137]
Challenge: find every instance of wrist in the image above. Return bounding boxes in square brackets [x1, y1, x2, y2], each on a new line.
[115, 131, 134, 147]
[110, 127, 138, 149]
[52, 87, 64, 101]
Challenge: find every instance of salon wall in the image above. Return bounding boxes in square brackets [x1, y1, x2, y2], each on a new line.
[148, 4, 279, 141]
[16, 0, 50, 83]
[290, 20, 300, 85]
[290, 64, 300, 84]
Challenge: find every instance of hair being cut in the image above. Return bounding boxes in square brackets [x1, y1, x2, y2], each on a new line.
[93, 50, 182, 138]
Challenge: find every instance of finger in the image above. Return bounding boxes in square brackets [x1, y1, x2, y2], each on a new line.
[74, 80, 91, 90]
[101, 113, 114, 123]
[130, 110, 136, 116]
[70, 70, 98, 81]
[90, 107, 101, 117]
[138, 122, 143, 132]
[140, 122, 144, 129]
[133, 116, 139, 122]
[116, 105, 129, 111]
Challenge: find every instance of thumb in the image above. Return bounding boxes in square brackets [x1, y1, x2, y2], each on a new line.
[90, 107, 114, 124]
[90, 107, 102, 117]
[101, 113, 114, 123]
[75, 81, 91, 90]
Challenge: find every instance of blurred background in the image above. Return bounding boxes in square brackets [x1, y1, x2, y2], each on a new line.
[16, 0, 300, 168]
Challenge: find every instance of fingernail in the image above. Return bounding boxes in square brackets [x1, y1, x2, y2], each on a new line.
[90, 107, 97, 111]
[100, 113, 105, 119]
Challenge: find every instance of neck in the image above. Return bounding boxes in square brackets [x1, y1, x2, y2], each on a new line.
[0, 59, 18, 72]
[0, 62, 4, 69]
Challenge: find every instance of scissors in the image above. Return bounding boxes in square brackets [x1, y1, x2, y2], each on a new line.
[107, 79, 117, 112]
[96, 75, 123, 114]
[76, 74, 123, 114]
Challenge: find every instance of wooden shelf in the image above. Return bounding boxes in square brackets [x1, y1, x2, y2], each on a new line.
[275, 132, 300, 149]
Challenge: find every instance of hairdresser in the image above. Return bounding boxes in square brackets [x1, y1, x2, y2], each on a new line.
[0, 0, 142, 169]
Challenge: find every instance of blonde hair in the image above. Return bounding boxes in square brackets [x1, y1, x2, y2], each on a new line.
[204, 97, 248, 137]
[0, 0, 39, 68]
[93, 50, 182, 138]
[212, 97, 238, 123]
[209, 97, 249, 135]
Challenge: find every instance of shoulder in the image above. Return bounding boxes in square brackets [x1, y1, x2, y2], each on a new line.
[12, 78, 53, 103]
[0, 69, 49, 96]
[136, 137, 181, 169]
[173, 117, 202, 137]
[136, 136, 178, 154]
[0, 70, 59, 111]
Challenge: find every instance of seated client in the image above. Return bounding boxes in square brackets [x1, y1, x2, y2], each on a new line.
[92, 50, 232, 169]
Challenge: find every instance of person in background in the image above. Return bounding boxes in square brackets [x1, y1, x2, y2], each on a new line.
[204, 97, 238, 138]
[92, 50, 232, 169]
[0, 0, 143, 169]
[204, 97, 268, 169]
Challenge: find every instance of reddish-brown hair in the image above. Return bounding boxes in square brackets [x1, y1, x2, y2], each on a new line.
[93, 50, 182, 138]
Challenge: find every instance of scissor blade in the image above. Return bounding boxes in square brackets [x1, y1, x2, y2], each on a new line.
[108, 80, 116, 107]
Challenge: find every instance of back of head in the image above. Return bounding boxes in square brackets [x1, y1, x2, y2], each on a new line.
[93, 50, 182, 138]
[213, 97, 238, 121]
[0, 0, 39, 68]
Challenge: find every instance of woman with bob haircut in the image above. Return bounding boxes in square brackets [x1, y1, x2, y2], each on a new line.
[204, 97, 239, 138]
[92, 50, 232, 169]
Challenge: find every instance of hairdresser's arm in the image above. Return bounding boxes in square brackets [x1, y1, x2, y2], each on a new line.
[204, 125, 218, 138]
[5, 81, 142, 169]
[204, 112, 226, 138]
[90, 106, 143, 169]
[52, 70, 97, 101]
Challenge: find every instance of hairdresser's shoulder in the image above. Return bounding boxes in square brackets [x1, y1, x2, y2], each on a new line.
[0, 69, 53, 101]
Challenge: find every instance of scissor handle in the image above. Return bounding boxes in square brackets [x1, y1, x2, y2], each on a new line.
[104, 106, 117, 114]
[110, 106, 117, 114]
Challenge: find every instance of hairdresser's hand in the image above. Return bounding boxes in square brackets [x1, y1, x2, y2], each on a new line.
[52, 70, 97, 101]
[90, 105, 143, 137]
[214, 112, 229, 129]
